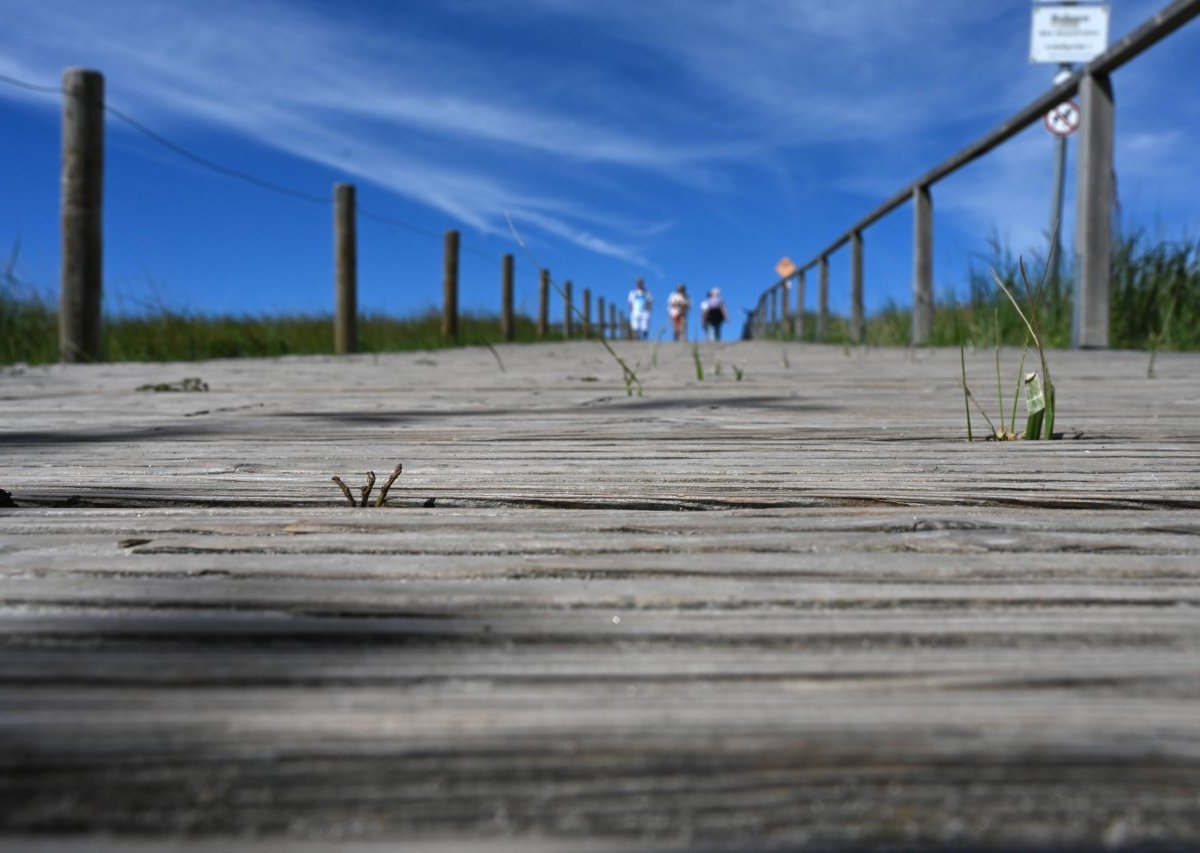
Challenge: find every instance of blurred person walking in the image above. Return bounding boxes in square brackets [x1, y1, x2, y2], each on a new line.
[668, 284, 691, 342]
[700, 288, 729, 341]
[628, 278, 653, 340]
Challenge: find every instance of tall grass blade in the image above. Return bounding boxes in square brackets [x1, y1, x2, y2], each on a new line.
[1010, 346, 1028, 436]
[994, 307, 1004, 424]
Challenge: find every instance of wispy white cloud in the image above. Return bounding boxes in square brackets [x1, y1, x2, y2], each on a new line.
[1, 0, 694, 262]
[3, 0, 1196, 279]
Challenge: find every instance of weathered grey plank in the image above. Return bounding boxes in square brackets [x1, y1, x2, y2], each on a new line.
[1, 343, 1199, 849]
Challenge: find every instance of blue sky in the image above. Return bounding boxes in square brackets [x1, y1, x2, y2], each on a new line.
[2, 0, 1198, 333]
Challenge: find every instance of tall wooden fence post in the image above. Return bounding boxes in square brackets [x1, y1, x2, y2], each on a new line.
[442, 230, 459, 342]
[912, 184, 933, 345]
[598, 296, 607, 339]
[59, 68, 104, 363]
[610, 304, 619, 340]
[850, 230, 864, 344]
[537, 269, 549, 338]
[794, 270, 806, 340]
[1074, 70, 1114, 348]
[817, 256, 830, 341]
[563, 280, 574, 338]
[582, 288, 592, 339]
[333, 183, 357, 354]
[500, 253, 514, 342]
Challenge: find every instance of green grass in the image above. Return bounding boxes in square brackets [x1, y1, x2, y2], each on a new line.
[0, 287, 58, 365]
[5, 230, 1197, 364]
[1110, 231, 1200, 351]
[863, 230, 1200, 351]
[0, 294, 558, 365]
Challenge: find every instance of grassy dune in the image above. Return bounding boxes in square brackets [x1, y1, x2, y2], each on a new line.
[3, 232, 1198, 364]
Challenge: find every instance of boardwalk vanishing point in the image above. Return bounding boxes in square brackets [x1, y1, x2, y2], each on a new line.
[2, 341, 1200, 851]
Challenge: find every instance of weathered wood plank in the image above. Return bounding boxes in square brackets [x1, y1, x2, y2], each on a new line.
[1, 343, 1199, 848]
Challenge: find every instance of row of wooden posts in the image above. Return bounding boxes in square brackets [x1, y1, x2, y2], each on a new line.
[49, 3, 1200, 359]
[746, 0, 1200, 348]
[55, 68, 642, 363]
[334, 184, 640, 354]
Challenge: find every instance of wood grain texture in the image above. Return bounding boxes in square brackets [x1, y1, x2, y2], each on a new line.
[2, 342, 1199, 849]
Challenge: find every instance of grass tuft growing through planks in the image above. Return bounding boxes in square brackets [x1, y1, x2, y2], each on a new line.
[958, 257, 1058, 441]
[505, 214, 643, 397]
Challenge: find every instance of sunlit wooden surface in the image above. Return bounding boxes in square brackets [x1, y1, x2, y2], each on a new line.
[2, 342, 1199, 850]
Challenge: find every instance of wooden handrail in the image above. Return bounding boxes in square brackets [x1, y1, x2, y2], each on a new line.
[753, 0, 1200, 344]
[794, 0, 1200, 274]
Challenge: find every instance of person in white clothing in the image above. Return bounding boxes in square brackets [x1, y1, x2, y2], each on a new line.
[667, 284, 691, 341]
[627, 278, 653, 340]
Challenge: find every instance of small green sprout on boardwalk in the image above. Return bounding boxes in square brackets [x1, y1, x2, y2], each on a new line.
[331, 463, 403, 507]
[504, 212, 642, 396]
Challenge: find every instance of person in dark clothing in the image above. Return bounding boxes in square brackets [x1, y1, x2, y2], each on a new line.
[700, 288, 728, 341]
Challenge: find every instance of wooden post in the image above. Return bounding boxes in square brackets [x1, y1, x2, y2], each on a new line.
[333, 183, 357, 354]
[59, 68, 104, 363]
[537, 268, 549, 338]
[442, 230, 459, 342]
[582, 287, 592, 339]
[780, 284, 788, 336]
[598, 296, 607, 339]
[794, 270, 806, 340]
[817, 256, 830, 341]
[563, 280, 574, 338]
[850, 230, 864, 344]
[610, 304, 618, 340]
[1074, 70, 1114, 348]
[912, 184, 933, 346]
[500, 253, 514, 342]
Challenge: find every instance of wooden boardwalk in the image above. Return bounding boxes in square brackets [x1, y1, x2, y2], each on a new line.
[2, 341, 1199, 851]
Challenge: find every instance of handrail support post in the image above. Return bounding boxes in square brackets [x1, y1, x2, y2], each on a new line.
[912, 184, 933, 345]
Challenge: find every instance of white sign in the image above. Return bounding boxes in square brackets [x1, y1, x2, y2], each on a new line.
[1030, 5, 1110, 64]
[1044, 100, 1081, 137]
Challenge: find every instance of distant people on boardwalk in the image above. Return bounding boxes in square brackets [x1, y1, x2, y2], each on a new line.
[628, 278, 653, 340]
[668, 284, 691, 341]
[700, 288, 729, 341]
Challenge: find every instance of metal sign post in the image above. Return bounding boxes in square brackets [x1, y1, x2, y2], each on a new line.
[1045, 68, 1079, 299]
[1030, 3, 1107, 313]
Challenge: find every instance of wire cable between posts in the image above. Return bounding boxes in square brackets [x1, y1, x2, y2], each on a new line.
[0, 72, 511, 268]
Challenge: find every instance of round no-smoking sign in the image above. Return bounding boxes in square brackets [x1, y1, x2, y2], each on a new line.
[1044, 100, 1081, 137]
